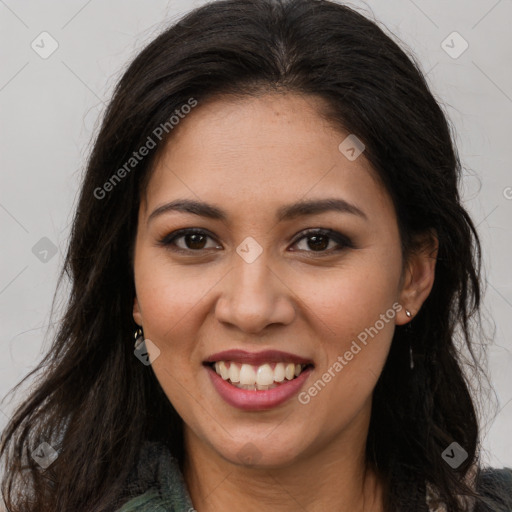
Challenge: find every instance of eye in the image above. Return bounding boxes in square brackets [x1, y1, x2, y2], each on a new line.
[158, 227, 353, 255]
[158, 228, 221, 253]
[290, 228, 354, 255]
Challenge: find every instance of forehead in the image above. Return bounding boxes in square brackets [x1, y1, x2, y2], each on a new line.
[142, 93, 394, 224]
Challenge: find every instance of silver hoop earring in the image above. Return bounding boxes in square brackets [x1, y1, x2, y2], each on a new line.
[134, 327, 144, 350]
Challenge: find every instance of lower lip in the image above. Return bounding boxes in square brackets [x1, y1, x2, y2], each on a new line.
[206, 365, 313, 411]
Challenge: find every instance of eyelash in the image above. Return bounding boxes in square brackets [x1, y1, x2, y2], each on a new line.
[157, 228, 354, 256]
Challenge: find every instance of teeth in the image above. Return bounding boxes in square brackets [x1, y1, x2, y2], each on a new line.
[218, 361, 229, 380]
[228, 362, 240, 383]
[285, 363, 295, 380]
[256, 364, 274, 386]
[239, 364, 257, 385]
[274, 363, 285, 382]
[212, 361, 308, 389]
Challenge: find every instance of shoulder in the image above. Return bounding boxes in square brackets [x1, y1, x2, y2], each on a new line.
[475, 467, 512, 511]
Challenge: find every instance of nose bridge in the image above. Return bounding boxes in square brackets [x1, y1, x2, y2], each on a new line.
[215, 243, 295, 332]
[234, 248, 272, 295]
[232, 232, 274, 294]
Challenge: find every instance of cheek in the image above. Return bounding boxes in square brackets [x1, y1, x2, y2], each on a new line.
[292, 256, 400, 387]
[134, 261, 206, 415]
[134, 254, 217, 344]
[295, 255, 400, 337]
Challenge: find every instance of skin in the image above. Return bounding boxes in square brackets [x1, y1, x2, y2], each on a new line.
[132, 92, 438, 511]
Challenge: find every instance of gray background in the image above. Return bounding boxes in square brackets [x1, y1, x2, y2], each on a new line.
[1, 0, 511, 467]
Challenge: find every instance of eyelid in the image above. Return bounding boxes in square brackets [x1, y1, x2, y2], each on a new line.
[157, 228, 221, 252]
[290, 228, 354, 250]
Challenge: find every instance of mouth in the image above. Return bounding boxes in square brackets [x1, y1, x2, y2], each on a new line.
[204, 361, 313, 390]
[203, 349, 314, 410]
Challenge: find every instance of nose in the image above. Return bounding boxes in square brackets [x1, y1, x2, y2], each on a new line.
[214, 252, 296, 334]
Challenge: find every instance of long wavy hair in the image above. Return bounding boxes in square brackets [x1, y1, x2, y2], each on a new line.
[0, 0, 500, 510]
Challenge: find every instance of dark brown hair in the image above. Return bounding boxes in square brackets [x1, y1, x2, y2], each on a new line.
[1, 1, 502, 510]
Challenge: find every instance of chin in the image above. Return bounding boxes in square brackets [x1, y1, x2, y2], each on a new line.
[209, 430, 307, 469]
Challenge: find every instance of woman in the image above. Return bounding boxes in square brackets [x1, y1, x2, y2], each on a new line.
[1, 0, 511, 510]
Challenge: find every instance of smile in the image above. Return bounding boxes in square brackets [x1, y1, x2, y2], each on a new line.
[203, 349, 315, 411]
[210, 361, 309, 390]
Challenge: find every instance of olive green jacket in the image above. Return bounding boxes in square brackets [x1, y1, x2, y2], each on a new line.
[116, 442, 512, 512]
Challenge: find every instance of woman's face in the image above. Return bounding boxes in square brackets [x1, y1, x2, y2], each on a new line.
[132, 93, 419, 468]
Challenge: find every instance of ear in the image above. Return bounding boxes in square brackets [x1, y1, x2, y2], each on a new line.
[133, 295, 143, 326]
[396, 229, 438, 325]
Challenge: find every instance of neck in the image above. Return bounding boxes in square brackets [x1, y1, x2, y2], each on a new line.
[182, 417, 384, 512]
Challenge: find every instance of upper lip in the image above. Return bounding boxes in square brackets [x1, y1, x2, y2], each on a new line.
[204, 349, 314, 366]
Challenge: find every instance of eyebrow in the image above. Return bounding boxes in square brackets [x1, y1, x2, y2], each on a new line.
[147, 197, 368, 226]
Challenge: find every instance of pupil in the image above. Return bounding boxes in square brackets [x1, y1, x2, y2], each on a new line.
[308, 235, 328, 251]
[187, 234, 206, 249]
